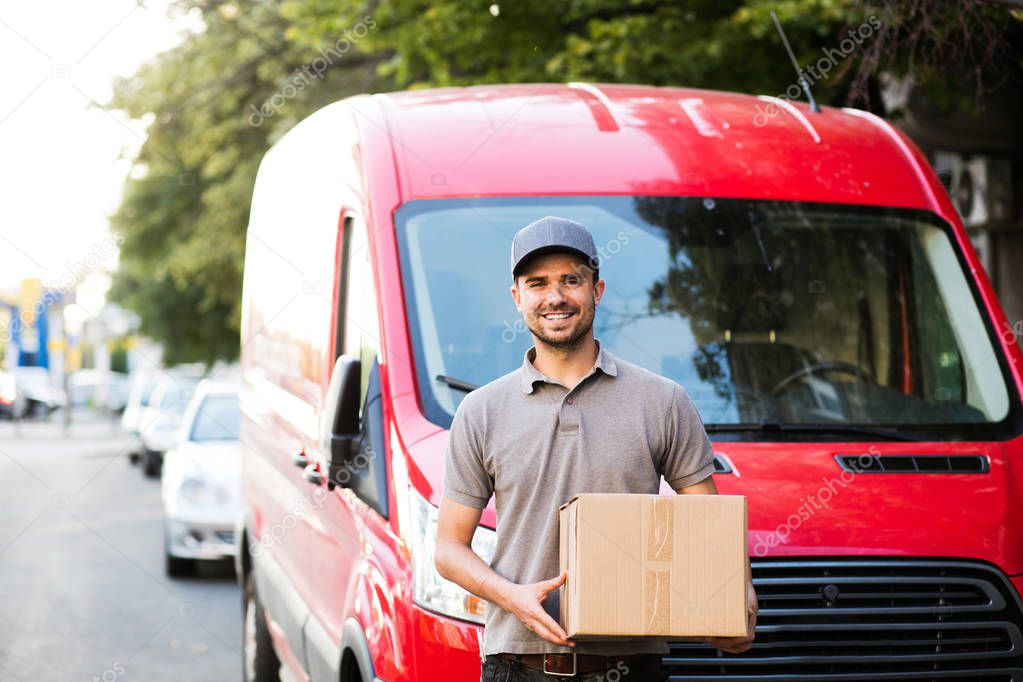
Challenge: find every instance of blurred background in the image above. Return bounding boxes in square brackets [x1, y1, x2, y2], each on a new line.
[0, 1, 1021, 680]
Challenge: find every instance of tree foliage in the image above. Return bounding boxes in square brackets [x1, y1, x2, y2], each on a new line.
[110, 0, 1022, 364]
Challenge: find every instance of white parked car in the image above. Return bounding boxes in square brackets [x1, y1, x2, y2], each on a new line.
[0, 370, 26, 419]
[121, 370, 160, 462]
[161, 380, 241, 577]
[94, 371, 131, 413]
[122, 370, 159, 430]
[12, 366, 66, 417]
[140, 374, 202, 476]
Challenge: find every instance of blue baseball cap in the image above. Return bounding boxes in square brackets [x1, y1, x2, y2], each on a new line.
[510, 216, 599, 278]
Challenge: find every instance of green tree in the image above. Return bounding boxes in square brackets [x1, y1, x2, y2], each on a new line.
[284, 0, 1020, 109]
[109, 1, 386, 365]
[111, 0, 1021, 363]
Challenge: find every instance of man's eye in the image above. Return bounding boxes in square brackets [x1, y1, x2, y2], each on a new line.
[565, 276, 581, 285]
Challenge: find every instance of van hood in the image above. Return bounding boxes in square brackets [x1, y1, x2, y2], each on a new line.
[408, 429, 1023, 574]
[711, 439, 1023, 575]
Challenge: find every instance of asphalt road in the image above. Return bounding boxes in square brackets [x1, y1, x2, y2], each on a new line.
[0, 409, 241, 682]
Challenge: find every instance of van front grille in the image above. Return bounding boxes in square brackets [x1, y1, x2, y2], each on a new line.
[664, 559, 1023, 681]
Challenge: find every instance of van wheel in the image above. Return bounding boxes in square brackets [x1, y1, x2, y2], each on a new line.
[243, 572, 280, 681]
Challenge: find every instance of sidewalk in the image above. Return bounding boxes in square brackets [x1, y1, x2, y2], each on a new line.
[0, 408, 126, 442]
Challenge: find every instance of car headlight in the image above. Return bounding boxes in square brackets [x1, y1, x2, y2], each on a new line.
[178, 477, 229, 507]
[407, 488, 496, 624]
[179, 477, 208, 504]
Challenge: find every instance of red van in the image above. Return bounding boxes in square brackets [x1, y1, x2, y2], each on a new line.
[236, 83, 1023, 681]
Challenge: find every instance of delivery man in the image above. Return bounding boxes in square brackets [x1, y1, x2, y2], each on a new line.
[435, 216, 757, 680]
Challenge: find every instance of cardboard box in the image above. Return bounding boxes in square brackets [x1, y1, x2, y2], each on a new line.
[558, 493, 748, 638]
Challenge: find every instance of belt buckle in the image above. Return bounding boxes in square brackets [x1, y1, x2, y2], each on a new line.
[542, 652, 577, 677]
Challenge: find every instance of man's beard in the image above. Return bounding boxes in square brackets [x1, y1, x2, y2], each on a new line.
[525, 304, 595, 351]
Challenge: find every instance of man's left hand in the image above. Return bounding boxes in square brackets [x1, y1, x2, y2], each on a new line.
[701, 579, 757, 654]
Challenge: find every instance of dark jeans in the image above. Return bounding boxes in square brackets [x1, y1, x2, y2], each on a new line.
[481, 654, 668, 682]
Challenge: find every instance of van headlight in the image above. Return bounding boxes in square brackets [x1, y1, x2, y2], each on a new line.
[407, 488, 495, 624]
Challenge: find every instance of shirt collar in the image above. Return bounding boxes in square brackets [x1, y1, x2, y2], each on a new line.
[519, 338, 618, 394]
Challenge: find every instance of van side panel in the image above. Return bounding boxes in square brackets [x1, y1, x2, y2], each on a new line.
[291, 108, 383, 682]
[241, 104, 356, 678]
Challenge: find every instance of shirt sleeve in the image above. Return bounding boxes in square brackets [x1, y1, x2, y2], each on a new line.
[442, 396, 493, 509]
[661, 383, 716, 490]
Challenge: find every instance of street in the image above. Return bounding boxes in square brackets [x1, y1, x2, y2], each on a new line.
[0, 410, 241, 682]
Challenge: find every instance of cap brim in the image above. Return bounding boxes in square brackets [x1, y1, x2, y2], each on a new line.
[512, 245, 595, 277]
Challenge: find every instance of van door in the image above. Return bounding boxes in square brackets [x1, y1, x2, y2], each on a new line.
[240, 185, 340, 673]
[303, 214, 388, 681]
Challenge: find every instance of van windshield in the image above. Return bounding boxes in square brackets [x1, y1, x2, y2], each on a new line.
[395, 196, 1017, 439]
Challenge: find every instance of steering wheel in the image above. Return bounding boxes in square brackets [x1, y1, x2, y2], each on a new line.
[770, 361, 873, 396]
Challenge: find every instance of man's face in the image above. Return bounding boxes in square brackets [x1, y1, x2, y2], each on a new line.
[511, 252, 604, 351]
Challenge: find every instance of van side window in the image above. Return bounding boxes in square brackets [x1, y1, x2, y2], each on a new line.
[333, 216, 353, 364]
[334, 214, 388, 518]
[339, 215, 381, 417]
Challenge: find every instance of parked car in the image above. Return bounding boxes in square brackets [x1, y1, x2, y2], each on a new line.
[0, 370, 26, 419]
[140, 374, 202, 477]
[65, 369, 131, 412]
[66, 368, 102, 406]
[102, 372, 131, 413]
[12, 366, 66, 417]
[236, 83, 1023, 682]
[122, 369, 161, 463]
[162, 380, 242, 576]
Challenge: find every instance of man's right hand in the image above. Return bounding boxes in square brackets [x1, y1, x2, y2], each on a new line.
[498, 570, 575, 647]
[435, 498, 574, 647]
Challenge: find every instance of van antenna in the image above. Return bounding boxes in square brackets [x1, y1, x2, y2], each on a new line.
[770, 10, 821, 113]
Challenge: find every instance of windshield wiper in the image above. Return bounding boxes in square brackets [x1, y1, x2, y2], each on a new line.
[435, 375, 478, 393]
[706, 420, 924, 442]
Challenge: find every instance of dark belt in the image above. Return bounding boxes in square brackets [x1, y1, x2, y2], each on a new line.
[493, 652, 650, 677]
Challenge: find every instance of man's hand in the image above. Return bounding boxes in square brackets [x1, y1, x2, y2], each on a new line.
[496, 570, 575, 648]
[701, 579, 757, 654]
[436, 498, 574, 648]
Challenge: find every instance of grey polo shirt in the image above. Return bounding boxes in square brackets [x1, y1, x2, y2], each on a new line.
[443, 338, 716, 656]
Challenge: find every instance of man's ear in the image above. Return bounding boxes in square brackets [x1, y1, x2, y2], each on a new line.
[510, 282, 522, 312]
[593, 279, 605, 306]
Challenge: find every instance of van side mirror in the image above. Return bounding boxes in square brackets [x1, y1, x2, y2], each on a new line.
[320, 354, 362, 489]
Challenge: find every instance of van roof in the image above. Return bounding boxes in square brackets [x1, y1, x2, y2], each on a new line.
[370, 83, 942, 211]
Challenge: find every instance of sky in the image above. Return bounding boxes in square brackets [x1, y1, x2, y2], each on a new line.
[0, 1, 199, 309]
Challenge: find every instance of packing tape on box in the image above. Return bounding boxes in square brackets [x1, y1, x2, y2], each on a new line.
[643, 496, 674, 633]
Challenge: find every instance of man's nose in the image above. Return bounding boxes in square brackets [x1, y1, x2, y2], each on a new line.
[545, 282, 568, 302]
